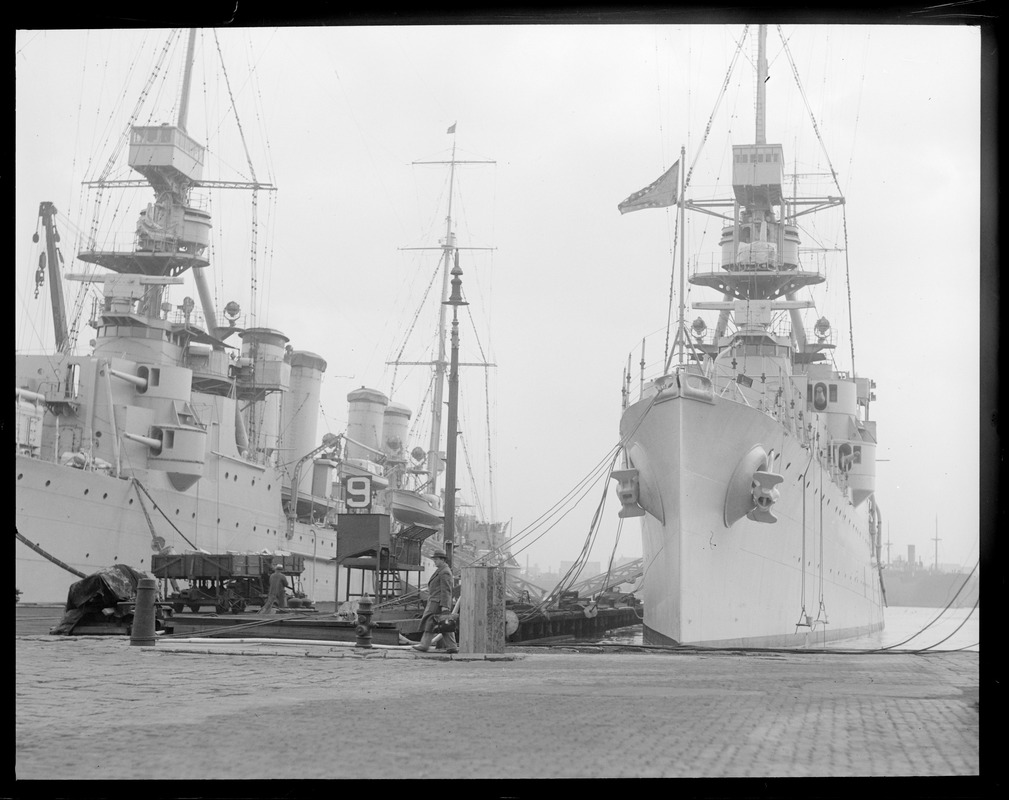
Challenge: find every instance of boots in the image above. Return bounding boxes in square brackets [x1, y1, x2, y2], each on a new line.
[412, 632, 434, 652]
[440, 631, 459, 654]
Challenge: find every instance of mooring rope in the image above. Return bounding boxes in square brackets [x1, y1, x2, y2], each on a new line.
[15, 530, 87, 579]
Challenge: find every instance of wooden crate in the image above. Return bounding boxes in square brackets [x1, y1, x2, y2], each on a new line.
[186, 553, 233, 578]
[150, 554, 187, 578]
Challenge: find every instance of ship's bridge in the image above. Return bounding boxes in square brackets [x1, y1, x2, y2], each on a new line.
[732, 144, 784, 208]
[128, 124, 205, 193]
[689, 263, 824, 301]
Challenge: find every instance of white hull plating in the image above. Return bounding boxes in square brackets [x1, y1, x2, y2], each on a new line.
[16, 454, 338, 605]
[621, 385, 884, 648]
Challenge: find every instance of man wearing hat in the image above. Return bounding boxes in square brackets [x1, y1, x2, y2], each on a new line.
[412, 549, 458, 653]
[259, 561, 289, 614]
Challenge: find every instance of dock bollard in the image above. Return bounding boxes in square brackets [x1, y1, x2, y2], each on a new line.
[130, 578, 157, 647]
[355, 594, 373, 648]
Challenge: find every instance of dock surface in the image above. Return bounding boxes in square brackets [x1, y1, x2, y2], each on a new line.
[16, 634, 979, 780]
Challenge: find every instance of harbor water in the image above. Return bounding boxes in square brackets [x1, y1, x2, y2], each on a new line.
[601, 605, 979, 651]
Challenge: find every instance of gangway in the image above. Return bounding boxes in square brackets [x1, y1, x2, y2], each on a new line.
[567, 559, 644, 599]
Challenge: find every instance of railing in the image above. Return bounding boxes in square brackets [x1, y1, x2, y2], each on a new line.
[689, 252, 827, 281]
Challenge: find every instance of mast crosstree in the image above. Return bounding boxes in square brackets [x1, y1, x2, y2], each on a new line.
[389, 138, 496, 499]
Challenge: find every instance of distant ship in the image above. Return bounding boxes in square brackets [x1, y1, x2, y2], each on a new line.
[16, 30, 342, 607]
[882, 545, 980, 609]
[612, 25, 885, 647]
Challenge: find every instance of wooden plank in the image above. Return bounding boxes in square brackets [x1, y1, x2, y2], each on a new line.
[166, 614, 402, 645]
[460, 566, 506, 654]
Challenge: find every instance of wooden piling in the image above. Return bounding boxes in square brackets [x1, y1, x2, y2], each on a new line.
[460, 566, 506, 654]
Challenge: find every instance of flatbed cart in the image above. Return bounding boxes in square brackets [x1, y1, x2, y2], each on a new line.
[151, 552, 314, 614]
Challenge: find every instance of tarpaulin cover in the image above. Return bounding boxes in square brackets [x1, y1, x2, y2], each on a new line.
[50, 564, 150, 635]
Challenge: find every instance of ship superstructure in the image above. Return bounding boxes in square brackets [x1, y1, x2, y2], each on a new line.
[612, 25, 885, 647]
[16, 30, 342, 606]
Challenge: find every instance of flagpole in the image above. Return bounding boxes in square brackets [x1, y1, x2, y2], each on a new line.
[677, 144, 687, 367]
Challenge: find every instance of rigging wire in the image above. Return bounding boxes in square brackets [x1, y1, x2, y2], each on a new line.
[776, 25, 856, 373]
[474, 385, 665, 613]
[389, 258, 443, 399]
[212, 30, 262, 326]
[683, 25, 750, 194]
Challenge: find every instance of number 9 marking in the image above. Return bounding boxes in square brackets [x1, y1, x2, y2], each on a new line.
[346, 476, 372, 509]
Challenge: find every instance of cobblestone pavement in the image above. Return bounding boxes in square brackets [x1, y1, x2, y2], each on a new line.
[15, 635, 980, 781]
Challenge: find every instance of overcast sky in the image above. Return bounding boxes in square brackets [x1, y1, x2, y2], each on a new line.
[15, 23, 983, 575]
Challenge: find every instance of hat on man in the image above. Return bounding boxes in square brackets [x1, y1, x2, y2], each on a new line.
[274, 562, 285, 570]
[431, 550, 447, 560]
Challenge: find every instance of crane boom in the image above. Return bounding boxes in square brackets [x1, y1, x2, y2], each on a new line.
[35, 202, 70, 353]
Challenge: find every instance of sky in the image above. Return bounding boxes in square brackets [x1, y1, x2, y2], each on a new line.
[15, 22, 985, 576]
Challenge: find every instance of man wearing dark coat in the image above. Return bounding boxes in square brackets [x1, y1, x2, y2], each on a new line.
[412, 549, 457, 652]
[259, 562, 288, 614]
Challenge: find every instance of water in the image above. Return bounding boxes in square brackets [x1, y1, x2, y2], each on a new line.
[601, 606, 979, 651]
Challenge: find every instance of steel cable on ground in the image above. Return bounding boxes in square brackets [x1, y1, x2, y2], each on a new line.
[873, 559, 980, 652]
[912, 599, 979, 653]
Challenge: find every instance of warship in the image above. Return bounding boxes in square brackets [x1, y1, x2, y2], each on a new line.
[612, 25, 886, 647]
[16, 30, 342, 607]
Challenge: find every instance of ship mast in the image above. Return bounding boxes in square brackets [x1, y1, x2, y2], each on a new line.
[428, 139, 458, 494]
[177, 29, 220, 334]
[756, 25, 767, 146]
[397, 133, 495, 499]
[76, 28, 275, 334]
[442, 251, 468, 564]
[932, 515, 941, 572]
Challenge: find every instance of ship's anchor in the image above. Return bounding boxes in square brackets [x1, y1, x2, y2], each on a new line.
[611, 469, 646, 518]
[724, 445, 784, 527]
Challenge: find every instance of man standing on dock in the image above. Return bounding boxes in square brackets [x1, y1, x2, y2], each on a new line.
[259, 563, 288, 614]
[412, 550, 458, 653]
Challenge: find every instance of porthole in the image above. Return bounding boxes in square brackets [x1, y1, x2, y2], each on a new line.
[102, 493, 108, 500]
[129, 498, 134, 505]
[45, 480, 52, 487]
[225, 472, 230, 479]
[176, 509, 180, 515]
[234, 474, 238, 482]
[84, 489, 89, 496]
[18, 473, 23, 481]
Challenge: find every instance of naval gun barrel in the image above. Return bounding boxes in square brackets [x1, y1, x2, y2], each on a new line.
[109, 369, 149, 391]
[122, 431, 162, 453]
